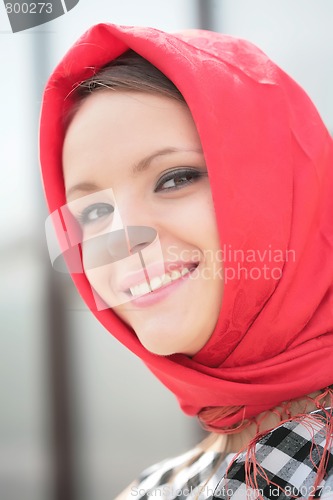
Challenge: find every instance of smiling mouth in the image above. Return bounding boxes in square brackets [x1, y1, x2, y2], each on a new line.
[126, 263, 199, 298]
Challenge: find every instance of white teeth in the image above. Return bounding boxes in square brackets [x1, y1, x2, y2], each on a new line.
[130, 281, 151, 297]
[150, 276, 163, 291]
[162, 274, 172, 285]
[129, 267, 191, 297]
[170, 270, 181, 280]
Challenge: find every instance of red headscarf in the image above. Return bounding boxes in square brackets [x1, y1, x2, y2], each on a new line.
[39, 23, 333, 429]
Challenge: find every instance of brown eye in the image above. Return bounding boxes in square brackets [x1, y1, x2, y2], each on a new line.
[155, 168, 205, 192]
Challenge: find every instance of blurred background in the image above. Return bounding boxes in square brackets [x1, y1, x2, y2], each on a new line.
[0, 1, 332, 499]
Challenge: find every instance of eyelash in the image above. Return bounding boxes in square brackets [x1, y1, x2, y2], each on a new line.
[154, 167, 206, 192]
[75, 202, 114, 226]
[75, 168, 206, 226]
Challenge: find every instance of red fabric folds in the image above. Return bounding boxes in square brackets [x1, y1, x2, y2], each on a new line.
[39, 23, 333, 428]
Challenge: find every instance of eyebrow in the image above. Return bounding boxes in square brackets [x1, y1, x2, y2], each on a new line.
[133, 147, 203, 174]
[65, 147, 203, 199]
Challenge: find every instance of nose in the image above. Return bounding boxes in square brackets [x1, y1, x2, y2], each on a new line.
[104, 225, 158, 262]
[80, 193, 165, 285]
[82, 225, 158, 269]
[102, 192, 160, 261]
[127, 226, 158, 254]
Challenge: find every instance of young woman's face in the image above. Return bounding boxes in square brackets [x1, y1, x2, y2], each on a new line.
[63, 91, 224, 356]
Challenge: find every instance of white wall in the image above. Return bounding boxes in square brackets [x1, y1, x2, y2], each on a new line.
[216, 0, 333, 131]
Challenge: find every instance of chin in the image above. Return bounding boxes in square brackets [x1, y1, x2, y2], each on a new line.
[137, 331, 199, 357]
[116, 308, 206, 356]
[137, 335, 178, 356]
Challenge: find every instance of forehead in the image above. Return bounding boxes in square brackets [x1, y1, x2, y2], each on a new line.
[62, 91, 202, 188]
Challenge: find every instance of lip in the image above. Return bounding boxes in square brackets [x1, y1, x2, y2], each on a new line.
[119, 260, 199, 293]
[128, 263, 199, 307]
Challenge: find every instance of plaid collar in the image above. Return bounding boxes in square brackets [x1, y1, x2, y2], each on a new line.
[213, 408, 333, 499]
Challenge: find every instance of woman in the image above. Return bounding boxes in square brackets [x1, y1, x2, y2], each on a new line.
[40, 23, 333, 499]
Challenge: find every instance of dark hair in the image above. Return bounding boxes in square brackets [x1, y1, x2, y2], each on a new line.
[64, 50, 185, 129]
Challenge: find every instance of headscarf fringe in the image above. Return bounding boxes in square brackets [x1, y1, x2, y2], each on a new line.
[222, 388, 333, 499]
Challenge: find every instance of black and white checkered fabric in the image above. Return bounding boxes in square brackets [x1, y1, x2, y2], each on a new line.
[127, 410, 333, 499]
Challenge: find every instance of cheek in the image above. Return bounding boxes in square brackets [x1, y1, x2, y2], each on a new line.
[82, 243, 116, 306]
[173, 192, 220, 250]
[84, 265, 109, 303]
[200, 193, 222, 254]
